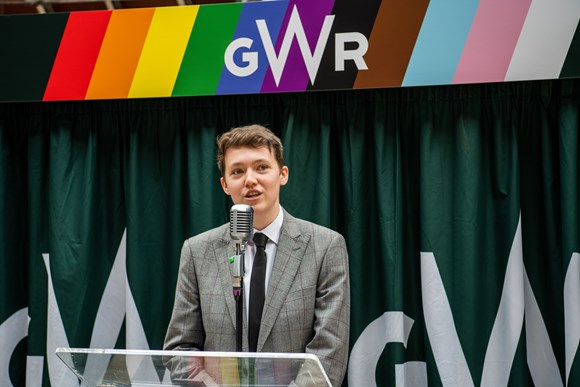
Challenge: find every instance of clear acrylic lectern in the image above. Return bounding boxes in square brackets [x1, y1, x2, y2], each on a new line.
[55, 348, 332, 387]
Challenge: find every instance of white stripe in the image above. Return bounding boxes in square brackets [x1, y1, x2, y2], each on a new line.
[524, 267, 563, 386]
[124, 234, 158, 383]
[395, 362, 428, 387]
[25, 356, 44, 387]
[505, 0, 580, 81]
[565, 253, 580, 386]
[481, 218, 524, 386]
[85, 230, 128, 385]
[125, 282, 158, 382]
[0, 308, 29, 386]
[42, 254, 79, 387]
[421, 252, 474, 387]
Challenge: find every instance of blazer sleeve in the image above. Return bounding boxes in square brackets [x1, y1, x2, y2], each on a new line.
[164, 238, 206, 352]
[305, 230, 351, 387]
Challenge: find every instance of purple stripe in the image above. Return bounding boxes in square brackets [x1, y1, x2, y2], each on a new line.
[261, 0, 335, 93]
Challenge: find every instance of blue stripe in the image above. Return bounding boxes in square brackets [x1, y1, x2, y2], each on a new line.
[403, 0, 479, 87]
[216, 0, 289, 95]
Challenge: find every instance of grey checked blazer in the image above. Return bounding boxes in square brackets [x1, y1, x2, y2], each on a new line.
[164, 210, 350, 386]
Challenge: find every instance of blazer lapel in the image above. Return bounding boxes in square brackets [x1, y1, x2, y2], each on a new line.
[257, 213, 308, 350]
[215, 226, 242, 335]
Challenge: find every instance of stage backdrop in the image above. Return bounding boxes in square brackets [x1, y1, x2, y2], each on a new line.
[1, 79, 580, 386]
[1, 0, 580, 102]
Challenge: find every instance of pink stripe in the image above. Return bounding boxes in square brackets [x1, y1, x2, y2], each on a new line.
[453, 0, 531, 84]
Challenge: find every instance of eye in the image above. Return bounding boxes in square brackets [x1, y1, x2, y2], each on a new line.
[257, 164, 270, 171]
[231, 168, 244, 176]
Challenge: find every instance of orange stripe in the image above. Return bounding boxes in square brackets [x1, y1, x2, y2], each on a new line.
[86, 8, 155, 100]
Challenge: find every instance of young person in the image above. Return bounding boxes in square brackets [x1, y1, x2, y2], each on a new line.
[164, 124, 350, 386]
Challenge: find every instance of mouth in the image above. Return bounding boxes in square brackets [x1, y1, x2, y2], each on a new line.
[244, 191, 262, 200]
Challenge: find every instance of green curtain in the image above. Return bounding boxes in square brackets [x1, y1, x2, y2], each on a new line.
[1, 80, 579, 386]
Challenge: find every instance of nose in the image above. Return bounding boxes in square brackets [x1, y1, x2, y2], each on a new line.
[244, 169, 257, 187]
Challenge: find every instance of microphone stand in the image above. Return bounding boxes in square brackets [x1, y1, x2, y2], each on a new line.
[229, 203, 253, 353]
[232, 243, 246, 352]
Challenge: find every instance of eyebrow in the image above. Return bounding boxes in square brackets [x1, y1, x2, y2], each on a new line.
[228, 158, 272, 167]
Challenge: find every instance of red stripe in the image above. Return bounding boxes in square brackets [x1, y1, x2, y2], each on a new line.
[43, 11, 112, 101]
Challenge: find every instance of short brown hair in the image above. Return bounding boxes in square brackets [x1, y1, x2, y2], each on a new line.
[216, 124, 285, 176]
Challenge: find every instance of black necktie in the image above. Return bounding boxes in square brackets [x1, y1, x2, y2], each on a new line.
[249, 232, 268, 352]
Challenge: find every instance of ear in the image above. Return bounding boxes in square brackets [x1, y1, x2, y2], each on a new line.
[220, 177, 230, 195]
[280, 166, 289, 186]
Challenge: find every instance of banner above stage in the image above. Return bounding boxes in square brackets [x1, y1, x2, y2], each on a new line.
[1, 0, 579, 102]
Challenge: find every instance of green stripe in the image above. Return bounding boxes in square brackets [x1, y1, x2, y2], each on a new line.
[173, 3, 244, 96]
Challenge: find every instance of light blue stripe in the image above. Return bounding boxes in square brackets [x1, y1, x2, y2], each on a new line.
[403, 0, 479, 86]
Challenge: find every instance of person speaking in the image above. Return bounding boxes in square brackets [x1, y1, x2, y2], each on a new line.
[164, 124, 350, 387]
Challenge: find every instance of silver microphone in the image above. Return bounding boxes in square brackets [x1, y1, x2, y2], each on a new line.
[229, 204, 253, 351]
[230, 204, 253, 297]
[230, 204, 254, 253]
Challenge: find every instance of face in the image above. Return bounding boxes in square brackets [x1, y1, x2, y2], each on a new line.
[220, 146, 289, 230]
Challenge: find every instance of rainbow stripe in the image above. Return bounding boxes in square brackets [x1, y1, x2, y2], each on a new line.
[0, 0, 578, 102]
[402, 0, 480, 86]
[86, 8, 154, 100]
[43, 11, 112, 101]
[453, 0, 532, 84]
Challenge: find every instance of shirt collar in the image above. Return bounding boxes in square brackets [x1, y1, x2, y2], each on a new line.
[253, 205, 284, 245]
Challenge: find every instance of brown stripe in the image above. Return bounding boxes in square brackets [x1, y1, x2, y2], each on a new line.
[355, 0, 429, 88]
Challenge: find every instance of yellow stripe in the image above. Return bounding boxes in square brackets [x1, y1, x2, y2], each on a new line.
[129, 6, 199, 98]
[220, 357, 240, 385]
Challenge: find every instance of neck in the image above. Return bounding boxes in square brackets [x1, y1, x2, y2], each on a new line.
[254, 206, 280, 231]
[254, 217, 272, 231]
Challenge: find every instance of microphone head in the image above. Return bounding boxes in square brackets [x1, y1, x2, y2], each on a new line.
[229, 204, 254, 243]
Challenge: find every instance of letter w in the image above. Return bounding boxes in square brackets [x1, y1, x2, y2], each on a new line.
[480, 217, 563, 386]
[256, 5, 334, 87]
[42, 230, 164, 386]
[422, 216, 571, 386]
